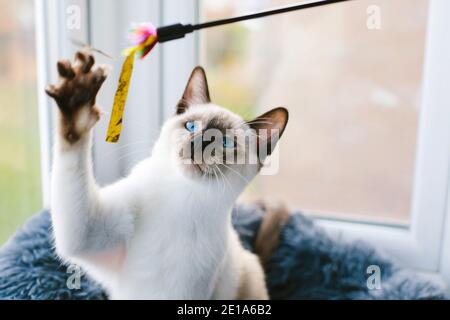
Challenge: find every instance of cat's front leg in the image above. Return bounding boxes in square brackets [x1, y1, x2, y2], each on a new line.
[46, 51, 133, 274]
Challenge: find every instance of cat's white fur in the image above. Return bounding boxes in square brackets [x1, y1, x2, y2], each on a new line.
[52, 102, 269, 299]
[48, 59, 289, 299]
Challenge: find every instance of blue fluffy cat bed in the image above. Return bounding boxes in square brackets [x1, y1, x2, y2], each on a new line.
[0, 205, 446, 300]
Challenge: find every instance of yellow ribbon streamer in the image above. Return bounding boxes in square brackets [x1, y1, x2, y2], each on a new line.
[105, 35, 157, 143]
[105, 53, 135, 142]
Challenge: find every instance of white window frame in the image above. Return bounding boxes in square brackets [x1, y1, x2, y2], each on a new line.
[36, 0, 450, 292]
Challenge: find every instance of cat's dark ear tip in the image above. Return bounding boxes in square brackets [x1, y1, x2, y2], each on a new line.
[274, 107, 289, 122]
[192, 65, 207, 77]
[193, 65, 205, 72]
[276, 107, 288, 116]
[272, 107, 289, 137]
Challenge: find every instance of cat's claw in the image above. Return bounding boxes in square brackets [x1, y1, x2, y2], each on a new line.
[56, 59, 75, 79]
[75, 50, 95, 74]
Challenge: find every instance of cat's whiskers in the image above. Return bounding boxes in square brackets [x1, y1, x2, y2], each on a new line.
[97, 140, 151, 161]
[245, 119, 274, 125]
[203, 168, 213, 204]
[220, 163, 251, 185]
[244, 121, 274, 127]
[211, 165, 223, 215]
[240, 127, 276, 145]
[215, 164, 234, 197]
[115, 148, 151, 164]
[236, 118, 273, 128]
[235, 116, 272, 126]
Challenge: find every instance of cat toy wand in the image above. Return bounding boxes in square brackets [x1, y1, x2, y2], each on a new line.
[106, 0, 353, 142]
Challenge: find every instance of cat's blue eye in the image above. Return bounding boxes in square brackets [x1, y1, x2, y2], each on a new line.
[223, 136, 235, 149]
[185, 121, 198, 133]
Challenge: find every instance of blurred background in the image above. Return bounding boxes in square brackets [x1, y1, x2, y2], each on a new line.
[200, 0, 428, 225]
[0, 0, 430, 245]
[0, 0, 41, 245]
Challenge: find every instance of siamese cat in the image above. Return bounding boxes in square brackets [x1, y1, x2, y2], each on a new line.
[45, 50, 289, 300]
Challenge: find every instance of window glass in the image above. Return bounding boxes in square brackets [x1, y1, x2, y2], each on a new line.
[0, 0, 41, 244]
[200, 0, 429, 225]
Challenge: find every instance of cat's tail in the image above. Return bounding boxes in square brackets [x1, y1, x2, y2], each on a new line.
[253, 200, 291, 269]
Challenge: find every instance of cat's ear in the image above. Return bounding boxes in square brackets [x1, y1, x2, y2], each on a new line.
[249, 107, 289, 156]
[177, 66, 211, 114]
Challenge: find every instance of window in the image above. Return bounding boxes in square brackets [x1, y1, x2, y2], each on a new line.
[0, 0, 41, 245]
[33, 0, 450, 286]
[200, 0, 428, 226]
[195, 0, 450, 274]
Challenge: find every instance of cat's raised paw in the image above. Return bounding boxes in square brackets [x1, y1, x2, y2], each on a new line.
[45, 50, 107, 112]
[45, 50, 109, 144]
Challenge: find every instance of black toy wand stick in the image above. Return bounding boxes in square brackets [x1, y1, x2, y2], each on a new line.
[157, 0, 353, 43]
[106, 0, 354, 143]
